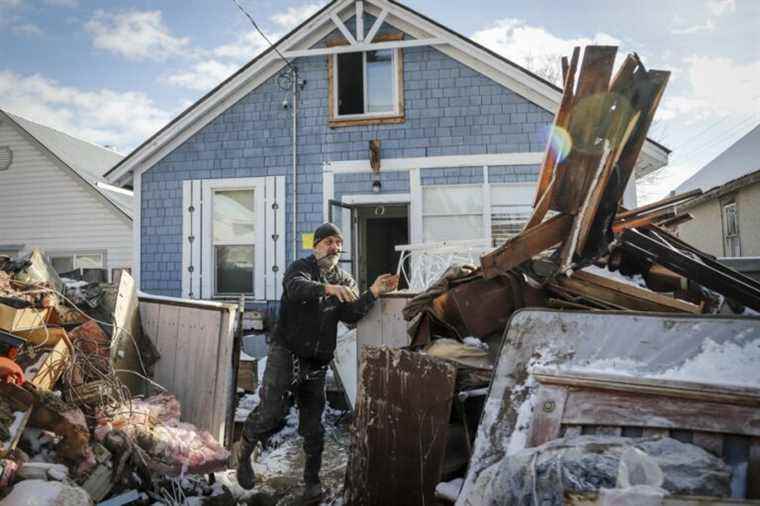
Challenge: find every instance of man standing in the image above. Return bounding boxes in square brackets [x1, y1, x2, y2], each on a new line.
[236, 222, 398, 502]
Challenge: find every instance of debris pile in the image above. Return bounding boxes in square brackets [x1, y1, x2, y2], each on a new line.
[343, 46, 760, 506]
[0, 249, 232, 504]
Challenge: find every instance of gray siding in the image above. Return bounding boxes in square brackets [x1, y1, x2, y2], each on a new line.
[140, 42, 554, 297]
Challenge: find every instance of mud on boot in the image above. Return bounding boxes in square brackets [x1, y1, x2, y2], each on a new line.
[234, 437, 256, 490]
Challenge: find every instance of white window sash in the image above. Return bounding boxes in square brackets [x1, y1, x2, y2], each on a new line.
[333, 48, 399, 119]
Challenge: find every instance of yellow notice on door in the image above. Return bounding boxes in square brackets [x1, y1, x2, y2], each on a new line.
[302, 233, 314, 250]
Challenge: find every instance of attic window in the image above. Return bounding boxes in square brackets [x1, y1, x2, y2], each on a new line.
[328, 33, 405, 127]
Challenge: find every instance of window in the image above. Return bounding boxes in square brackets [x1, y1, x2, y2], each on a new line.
[328, 34, 405, 126]
[422, 185, 484, 242]
[213, 189, 256, 295]
[50, 252, 105, 274]
[182, 176, 285, 301]
[490, 184, 536, 244]
[723, 202, 741, 257]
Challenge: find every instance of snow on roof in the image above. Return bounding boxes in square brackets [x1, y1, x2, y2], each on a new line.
[675, 122, 760, 194]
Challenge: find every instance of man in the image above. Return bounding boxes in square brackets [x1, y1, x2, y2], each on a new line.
[236, 222, 398, 502]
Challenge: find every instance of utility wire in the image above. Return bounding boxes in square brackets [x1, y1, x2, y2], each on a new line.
[669, 112, 760, 166]
[231, 0, 296, 74]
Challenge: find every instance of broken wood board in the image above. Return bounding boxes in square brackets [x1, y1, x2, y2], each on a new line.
[347, 347, 456, 506]
[26, 338, 70, 390]
[138, 294, 237, 443]
[15, 326, 68, 347]
[551, 268, 701, 313]
[457, 309, 760, 506]
[481, 214, 572, 278]
[620, 228, 760, 312]
[0, 383, 33, 458]
[332, 325, 357, 409]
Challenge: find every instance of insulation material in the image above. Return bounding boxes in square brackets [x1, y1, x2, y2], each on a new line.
[94, 394, 229, 475]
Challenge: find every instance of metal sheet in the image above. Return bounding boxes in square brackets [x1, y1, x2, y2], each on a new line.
[458, 309, 760, 506]
[347, 346, 456, 506]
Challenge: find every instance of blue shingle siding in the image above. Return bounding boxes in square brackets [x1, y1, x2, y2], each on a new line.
[488, 164, 541, 184]
[140, 28, 553, 297]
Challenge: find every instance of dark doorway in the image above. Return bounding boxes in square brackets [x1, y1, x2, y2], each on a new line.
[356, 205, 409, 292]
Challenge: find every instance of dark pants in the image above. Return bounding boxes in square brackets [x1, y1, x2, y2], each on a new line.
[243, 343, 326, 485]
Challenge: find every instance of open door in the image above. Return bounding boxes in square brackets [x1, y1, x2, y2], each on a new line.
[328, 199, 357, 278]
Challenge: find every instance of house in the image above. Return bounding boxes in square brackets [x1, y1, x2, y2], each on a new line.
[0, 109, 133, 280]
[673, 123, 760, 259]
[104, 0, 669, 313]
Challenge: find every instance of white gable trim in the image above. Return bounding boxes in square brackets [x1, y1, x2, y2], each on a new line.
[1, 112, 132, 225]
[107, 0, 668, 186]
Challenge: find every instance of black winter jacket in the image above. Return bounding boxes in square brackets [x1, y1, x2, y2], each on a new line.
[273, 255, 376, 364]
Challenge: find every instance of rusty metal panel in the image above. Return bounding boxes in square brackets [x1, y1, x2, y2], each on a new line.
[347, 346, 457, 506]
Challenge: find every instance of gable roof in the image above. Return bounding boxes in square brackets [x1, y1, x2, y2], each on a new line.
[0, 109, 133, 219]
[675, 122, 760, 194]
[105, 0, 669, 185]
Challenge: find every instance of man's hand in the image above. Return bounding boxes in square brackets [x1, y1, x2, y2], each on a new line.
[370, 274, 400, 298]
[325, 284, 359, 302]
[0, 357, 24, 385]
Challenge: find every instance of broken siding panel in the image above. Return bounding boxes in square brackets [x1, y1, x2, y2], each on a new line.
[0, 121, 132, 276]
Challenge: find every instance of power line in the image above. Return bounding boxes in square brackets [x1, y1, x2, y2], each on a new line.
[232, 0, 296, 74]
[671, 112, 760, 166]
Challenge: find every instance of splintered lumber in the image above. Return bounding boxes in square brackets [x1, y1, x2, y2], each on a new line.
[615, 189, 703, 221]
[619, 228, 760, 312]
[346, 347, 456, 506]
[481, 214, 572, 279]
[611, 208, 676, 233]
[550, 268, 702, 313]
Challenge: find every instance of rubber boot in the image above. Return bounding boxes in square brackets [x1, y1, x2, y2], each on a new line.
[235, 436, 256, 490]
[301, 481, 324, 505]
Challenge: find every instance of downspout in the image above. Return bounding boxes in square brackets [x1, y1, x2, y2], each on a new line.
[292, 67, 298, 262]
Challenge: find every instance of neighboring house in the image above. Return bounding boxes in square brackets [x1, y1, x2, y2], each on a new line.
[105, 0, 669, 313]
[673, 123, 760, 258]
[0, 109, 133, 280]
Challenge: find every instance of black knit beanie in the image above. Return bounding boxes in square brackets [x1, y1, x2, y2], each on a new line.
[313, 222, 344, 247]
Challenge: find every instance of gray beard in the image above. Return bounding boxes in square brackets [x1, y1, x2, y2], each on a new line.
[317, 253, 339, 273]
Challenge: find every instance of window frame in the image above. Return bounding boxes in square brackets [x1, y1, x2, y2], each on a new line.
[327, 33, 405, 128]
[201, 178, 267, 300]
[48, 250, 107, 273]
[722, 201, 741, 257]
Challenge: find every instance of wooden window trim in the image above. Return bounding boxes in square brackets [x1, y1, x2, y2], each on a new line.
[327, 32, 405, 128]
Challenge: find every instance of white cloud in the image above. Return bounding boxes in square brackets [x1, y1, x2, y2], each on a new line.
[0, 70, 173, 153]
[12, 22, 42, 36]
[164, 60, 240, 91]
[670, 19, 715, 35]
[658, 56, 760, 122]
[706, 0, 735, 16]
[270, 3, 320, 30]
[85, 9, 190, 61]
[471, 19, 620, 84]
[212, 31, 271, 61]
[45, 0, 78, 6]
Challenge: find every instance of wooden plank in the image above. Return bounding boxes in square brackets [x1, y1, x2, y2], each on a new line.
[110, 271, 144, 394]
[562, 389, 760, 437]
[172, 306, 198, 422]
[555, 268, 702, 313]
[749, 437, 760, 499]
[692, 432, 724, 457]
[564, 425, 582, 438]
[153, 304, 180, 395]
[526, 385, 568, 447]
[346, 347, 456, 506]
[532, 368, 760, 406]
[531, 46, 580, 211]
[481, 214, 573, 278]
[179, 308, 221, 428]
[616, 189, 703, 221]
[213, 306, 237, 445]
[612, 209, 676, 233]
[621, 228, 760, 312]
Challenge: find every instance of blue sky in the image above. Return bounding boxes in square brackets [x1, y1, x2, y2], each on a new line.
[1, 0, 758, 202]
